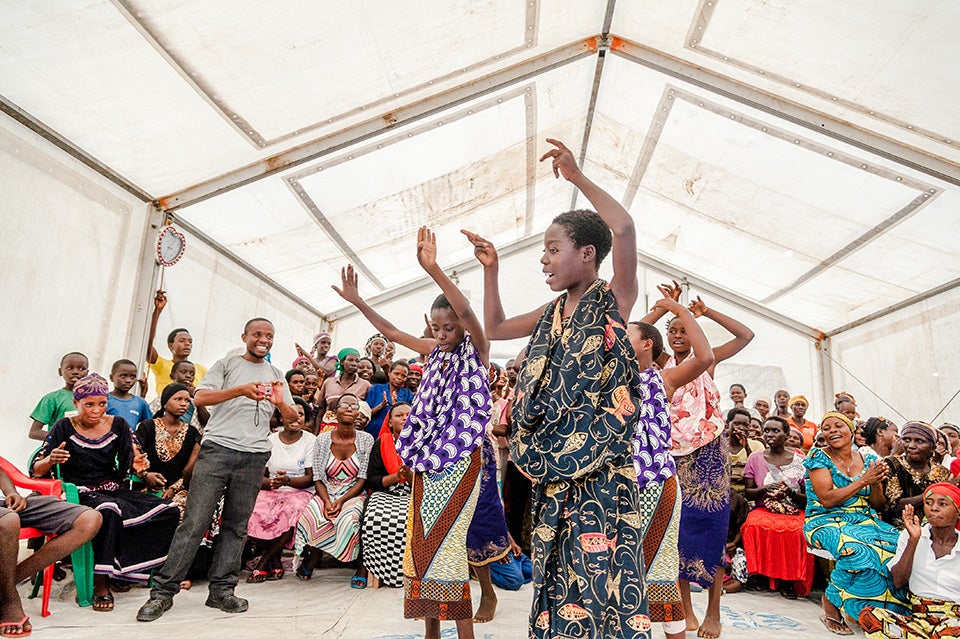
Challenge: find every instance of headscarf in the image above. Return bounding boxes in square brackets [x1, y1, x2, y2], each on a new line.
[154, 383, 190, 418]
[789, 394, 809, 408]
[334, 347, 359, 373]
[313, 331, 331, 345]
[834, 391, 857, 405]
[941, 423, 960, 436]
[901, 420, 938, 447]
[923, 482, 960, 530]
[820, 411, 854, 432]
[408, 363, 423, 375]
[379, 402, 411, 478]
[73, 373, 109, 400]
[364, 333, 387, 357]
[789, 426, 804, 442]
[291, 356, 311, 369]
[357, 400, 372, 422]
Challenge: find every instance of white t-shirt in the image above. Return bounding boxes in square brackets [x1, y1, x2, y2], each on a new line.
[893, 525, 960, 601]
[266, 430, 315, 492]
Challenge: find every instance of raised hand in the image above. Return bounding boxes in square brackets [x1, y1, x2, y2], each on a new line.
[461, 229, 499, 268]
[688, 295, 708, 318]
[332, 264, 363, 306]
[416, 226, 438, 271]
[902, 503, 922, 540]
[657, 280, 682, 302]
[153, 289, 167, 313]
[136, 373, 148, 395]
[295, 342, 309, 358]
[267, 380, 286, 406]
[651, 296, 685, 316]
[539, 138, 581, 182]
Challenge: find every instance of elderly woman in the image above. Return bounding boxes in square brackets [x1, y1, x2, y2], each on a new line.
[359, 402, 413, 588]
[246, 397, 315, 582]
[804, 411, 909, 634]
[32, 374, 180, 611]
[295, 393, 373, 581]
[742, 416, 813, 599]
[859, 483, 960, 639]
[881, 421, 951, 529]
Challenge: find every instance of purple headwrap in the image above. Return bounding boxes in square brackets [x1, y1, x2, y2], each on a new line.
[73, 373, 109, 400]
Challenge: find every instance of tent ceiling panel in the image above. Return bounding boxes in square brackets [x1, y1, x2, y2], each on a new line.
[611, 0, 960, 166]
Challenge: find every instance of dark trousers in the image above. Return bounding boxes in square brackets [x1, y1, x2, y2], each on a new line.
[151, 441, 270, 599]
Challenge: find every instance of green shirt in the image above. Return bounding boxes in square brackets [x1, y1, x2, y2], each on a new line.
[30, 388, 77, 427]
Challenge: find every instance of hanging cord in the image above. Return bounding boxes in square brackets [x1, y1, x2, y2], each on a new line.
[820, 348, 908, 421]
[930, 385, 960, 425]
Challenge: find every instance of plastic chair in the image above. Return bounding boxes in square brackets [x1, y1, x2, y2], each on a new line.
[0, 455, 64, 617]
[25, 447, 95, 608]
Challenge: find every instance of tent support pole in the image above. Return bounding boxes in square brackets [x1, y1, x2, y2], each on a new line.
[816, 338, 834, 415]
[125, 203, 166, 369]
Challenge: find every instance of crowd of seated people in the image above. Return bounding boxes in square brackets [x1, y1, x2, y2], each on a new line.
[6, 279, 960, 639]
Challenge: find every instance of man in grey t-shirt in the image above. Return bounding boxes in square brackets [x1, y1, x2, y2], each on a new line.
[139, 318, 298, 621]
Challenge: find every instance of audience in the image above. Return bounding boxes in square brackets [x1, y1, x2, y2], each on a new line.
[365, 361, 413, 438]
[148, 360, 209, 431]
[788, 395, 818, 450]
[315, 349, 370, 434]
[28, 352, 88, 441]
[727, 408, 764, 495]
[881, 421, 951, 529]
[106, 359, 152, 429]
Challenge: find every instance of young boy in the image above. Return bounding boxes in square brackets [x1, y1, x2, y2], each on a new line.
[146, 290, 208, 396]
[148, 360, 209, 431]
[107, 359, 153, 429]
[28, 352, 88, 441]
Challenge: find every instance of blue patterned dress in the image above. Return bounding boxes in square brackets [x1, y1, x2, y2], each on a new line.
[803, 447, 910, 618]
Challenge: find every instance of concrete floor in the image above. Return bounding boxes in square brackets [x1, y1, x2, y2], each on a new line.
[17, 567, 860, 638]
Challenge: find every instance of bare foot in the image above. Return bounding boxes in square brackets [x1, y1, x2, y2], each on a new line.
[473, 593, 498, 623]
[686, 613, 701, 632]
[698, 615, 722, 638]
[180, 580, 192, 590]
[722, 579, 741, 594]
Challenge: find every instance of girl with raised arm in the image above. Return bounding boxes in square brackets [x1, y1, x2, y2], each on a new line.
[332, 227, 493, 639]
[464, 138, 662, 639]
[640, 285, 754, 638]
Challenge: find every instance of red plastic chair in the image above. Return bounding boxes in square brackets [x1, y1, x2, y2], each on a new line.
[0, 456, 63, 618]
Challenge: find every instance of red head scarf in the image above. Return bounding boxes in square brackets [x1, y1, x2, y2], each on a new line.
[924, 482, 960, 531]
[378, 403, 410, 480]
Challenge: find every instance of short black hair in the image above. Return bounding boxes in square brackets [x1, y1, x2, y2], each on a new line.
[730, 383, 746, 393]
[60, 351, 88, 365]
[244, 317, 273, 333]
[167, 328, 190, 344]
[389, 360, 410, 372]
[170, 359, 194, 376]
[285, 369, 305, 383]
[551, 209, 613, 268]
[110, 358, 137, 373]
[628, 321, 663, 360]
[431, 294, 452, 312]
[291, 396, 308, 412]
[727, 407, 752, 423]
[764, 415, 790, 435]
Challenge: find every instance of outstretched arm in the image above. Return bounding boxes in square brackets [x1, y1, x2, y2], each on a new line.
[332, 264, 436, 356]
[541, 138, 638, 318]
[462, 230, 545, 340]
[688, 296, 754, 374]
[416, 227, 489, 366]
[146, 289, 166, 364]
[655, 297, 715, 397]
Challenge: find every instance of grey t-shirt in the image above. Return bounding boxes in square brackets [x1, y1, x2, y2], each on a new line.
[198, 355, 293, 453]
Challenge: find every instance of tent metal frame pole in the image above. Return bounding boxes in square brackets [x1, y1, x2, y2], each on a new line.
[125, 203, 167, 367]
[157, 39, 600, 212]
[816, 338, 834, 413]
[609, 38, 960, 187]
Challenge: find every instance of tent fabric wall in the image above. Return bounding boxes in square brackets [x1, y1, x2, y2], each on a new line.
[830, 286, 960, 427]
[0, 114, 148, 467]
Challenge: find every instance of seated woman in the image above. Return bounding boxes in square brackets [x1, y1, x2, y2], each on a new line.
[136, 383, 201, 517]
[32, 374, 180, 612]
[882, 421, 950, 530]
[727, 407, 764, 495]
[365, 361, 413, 438]
[859, 484, 960, 639]
[315, 349, 370, 434]
[246, 397, 315, 582]
[295, 393, 373, 580]
[742, 416, 813, 599]
[359, 402, 412, 588]
[860, 416, 899, 460]
[804, 411, 909, 634]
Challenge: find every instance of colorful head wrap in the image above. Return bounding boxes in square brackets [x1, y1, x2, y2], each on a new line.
[834, 391, 857, 405]
[923, 482, 960, 530]
[73, 373, 109, 400]
[291, 356, 312, 369]
[364, 333, 387, 357]
[789, 394, 809, 408]
[901, 420, 938, 447]
[335, 347, 360, 373]
[941, 423, 960, 435]
[820, 411, 854, 432]
[789, 426, 804, 441]
[408, 363, 423, 375]
[313, 332, 331, 344]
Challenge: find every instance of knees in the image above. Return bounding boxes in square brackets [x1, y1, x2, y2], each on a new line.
[72, 510, 102, 540]
[0, 511, 21, 535]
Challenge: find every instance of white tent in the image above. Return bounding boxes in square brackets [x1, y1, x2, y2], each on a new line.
[2, 0, 958, 466]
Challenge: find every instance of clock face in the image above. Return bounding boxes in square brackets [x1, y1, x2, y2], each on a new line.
[156, 226, 186, 266]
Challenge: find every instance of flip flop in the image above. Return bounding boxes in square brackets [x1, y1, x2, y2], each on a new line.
[0, 616, 31, 638]
[819, 615, 853, 635]
[267, 568, 285, 581]
[246, 569, 268, 583]
[93, 593, 115, 612]
[350, 576, 367, 589]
